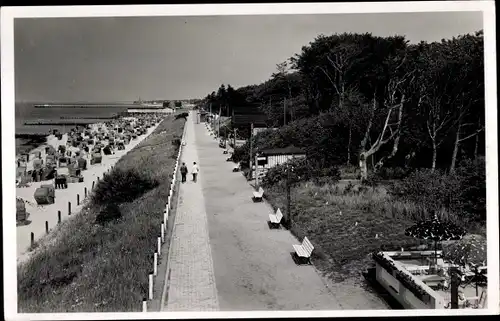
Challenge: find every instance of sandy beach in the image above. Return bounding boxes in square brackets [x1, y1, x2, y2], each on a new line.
[16, 119, 162, 264]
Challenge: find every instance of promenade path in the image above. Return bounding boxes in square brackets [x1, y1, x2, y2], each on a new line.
[161, 112, 219, 311]
[162, 112, 342, 311]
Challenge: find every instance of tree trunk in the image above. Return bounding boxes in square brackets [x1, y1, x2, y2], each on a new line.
[431, 140, 437, 171]
[450, 123, 461, 174]
[474, 126, 480, 162]
[347, 124, 352, 165]
[359, 153, 368, 180]
[373, 99, 404, 171]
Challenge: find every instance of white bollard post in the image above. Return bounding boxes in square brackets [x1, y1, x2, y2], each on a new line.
[161, 223, 165, 243]
[148, 274, 153, 300]
[142, 299, 147, 312]
[153, 253, 158, 276]
[157, 237, 161, 256]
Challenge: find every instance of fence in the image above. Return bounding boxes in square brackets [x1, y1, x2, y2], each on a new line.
[28, 165, 114, 249]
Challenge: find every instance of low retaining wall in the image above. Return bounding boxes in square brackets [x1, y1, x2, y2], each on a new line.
[374, 252, 445, 309]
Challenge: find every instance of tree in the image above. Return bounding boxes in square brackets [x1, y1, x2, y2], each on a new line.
[357, 36, 413, 179]
[446, 33, 484, 173]
[417, 42, 456, 171]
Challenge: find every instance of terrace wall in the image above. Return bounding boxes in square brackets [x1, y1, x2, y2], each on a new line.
[375, 252, 446, 309]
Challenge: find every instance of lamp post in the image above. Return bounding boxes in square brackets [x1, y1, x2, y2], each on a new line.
[285, 163, 294, 228]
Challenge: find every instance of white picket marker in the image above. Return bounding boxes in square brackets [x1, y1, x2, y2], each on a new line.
[153, 253, 158, 276]
[142, 300, 147, 312]
[157, 237, 161, 256]
[161, 223, 165, 243]
[148, 274, 153, 300]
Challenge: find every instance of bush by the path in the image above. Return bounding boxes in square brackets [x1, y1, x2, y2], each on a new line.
[91, 168, 158, 206]
[18, 115, 186, 312]
[262, 157, 340, 186]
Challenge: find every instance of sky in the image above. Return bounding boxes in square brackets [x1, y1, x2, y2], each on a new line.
[14, 11, 483, 103]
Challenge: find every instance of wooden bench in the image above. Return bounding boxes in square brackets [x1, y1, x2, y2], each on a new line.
[252, 187, 264, 202]
[232, 162, 241, 172]
[293, 237, 314, 264]
[269, 208, 283, 228]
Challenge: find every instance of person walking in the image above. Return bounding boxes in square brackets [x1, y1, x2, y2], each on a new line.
[180, 162, 188, 183]
[192, 161, 199, 182]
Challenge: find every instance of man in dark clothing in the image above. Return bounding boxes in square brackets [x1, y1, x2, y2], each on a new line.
[180, 162, 188, 183]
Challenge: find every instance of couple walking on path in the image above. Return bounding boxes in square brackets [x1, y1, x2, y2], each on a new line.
[180, 161, 199, 183]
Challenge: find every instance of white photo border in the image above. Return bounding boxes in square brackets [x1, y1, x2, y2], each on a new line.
[2, 1, 498, 320]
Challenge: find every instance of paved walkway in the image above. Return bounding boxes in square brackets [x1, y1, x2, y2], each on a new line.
[194, 117, 342, 310]
[162, 112, 219, 311]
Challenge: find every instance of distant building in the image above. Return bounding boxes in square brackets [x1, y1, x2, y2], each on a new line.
[126, 107, 173, 114]
[257, 146, 306, 169]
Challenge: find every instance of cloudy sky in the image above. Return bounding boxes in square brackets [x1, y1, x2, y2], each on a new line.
[14, 11, 483, 103]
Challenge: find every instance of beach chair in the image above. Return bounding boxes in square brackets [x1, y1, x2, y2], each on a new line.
[103, 146, 112, 155]
[33, 158, 43, 171]
[269, 208, 284, 229]
[293, 237, 315, 265]
[252, 187, 264, 202]
[77, 157, 87, 170]
[91, 153, 102, 165]
[34, 184, 55, 205]
[16, 198, 28, 222]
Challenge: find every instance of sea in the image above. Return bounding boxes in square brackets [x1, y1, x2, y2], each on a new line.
[14, 101, 136, 155]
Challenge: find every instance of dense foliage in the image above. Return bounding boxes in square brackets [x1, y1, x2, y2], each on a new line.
[203, 31, 486, 225]
[203, 31, 484, 177]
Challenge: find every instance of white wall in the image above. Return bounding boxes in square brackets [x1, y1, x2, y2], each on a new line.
[375, 254, 446, 309]
[266, 154, 305, 168]
[376, 264, 431, 309]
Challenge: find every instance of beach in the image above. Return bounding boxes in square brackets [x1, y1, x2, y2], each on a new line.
[16, 116, 164, 265]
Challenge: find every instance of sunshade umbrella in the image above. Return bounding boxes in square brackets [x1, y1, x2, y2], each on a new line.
[405, 214, 466, 265]
[443, 234, 487, 295]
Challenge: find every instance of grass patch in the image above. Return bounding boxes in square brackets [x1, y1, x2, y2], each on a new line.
[17, 115, 186, 312]
[262, 179, 478, 283]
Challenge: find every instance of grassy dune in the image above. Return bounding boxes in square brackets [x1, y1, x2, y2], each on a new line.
[17, 115, 186, 312]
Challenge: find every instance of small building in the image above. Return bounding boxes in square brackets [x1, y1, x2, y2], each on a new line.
[198, 110, 208, 123]
[257, 146, 306, 169]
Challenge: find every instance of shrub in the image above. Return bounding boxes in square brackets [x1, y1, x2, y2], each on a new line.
[232, 144, 249, 165]
[455, 157, 486, 221]
[175, 112, 189, 120]
[262, 158, 340, 187]
[394, 169, 462, 214]
[373, 167, 410, 180]
[95, 203, 122, 225]
[91, 168, 159, 206]
[172, 138, 181, 148]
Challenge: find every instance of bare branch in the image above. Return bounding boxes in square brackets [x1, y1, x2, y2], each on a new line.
[458, 127, 485, 142]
